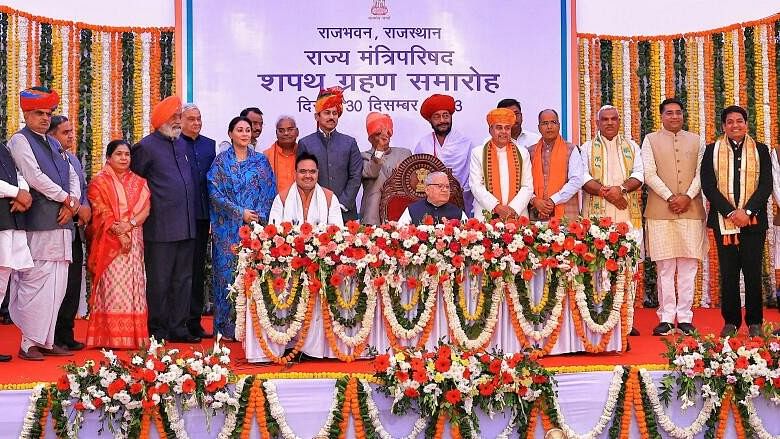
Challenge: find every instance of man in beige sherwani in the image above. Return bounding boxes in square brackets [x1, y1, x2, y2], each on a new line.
[642, 98, 707, 337]
[580, 105, 644, 337]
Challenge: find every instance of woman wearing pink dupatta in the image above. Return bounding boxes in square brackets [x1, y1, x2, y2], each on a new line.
[86, 140, 151, 349]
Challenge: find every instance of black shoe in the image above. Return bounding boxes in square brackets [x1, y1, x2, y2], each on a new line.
[0, 354, 11, 362]
[677, 322, 696, 336]
[652, 322, 675, 336]
[748, 324, 762, 338]
[57, 340, 85, 351]
[629, 327, 640, 336]
[170, 334, 201, 343]
[720, 324, 737, 338]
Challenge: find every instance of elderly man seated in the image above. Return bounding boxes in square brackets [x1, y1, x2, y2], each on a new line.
[268, 152, 344, 226]
[397, 171, 467, 225]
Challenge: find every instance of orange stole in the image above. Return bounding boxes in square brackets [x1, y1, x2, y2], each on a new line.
[482, 140, 522, 205]
[531, 136, 569, 218]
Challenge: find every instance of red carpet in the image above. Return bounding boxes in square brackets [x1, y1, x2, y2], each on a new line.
[0, 308, 778, 384]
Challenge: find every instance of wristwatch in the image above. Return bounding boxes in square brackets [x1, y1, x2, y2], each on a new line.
[619, 185, 628, 194]
[745, 209, 753, 216]
[67, 197, 75, 209]
[130, 218, 138, 228]
[373, 150, 385, 160]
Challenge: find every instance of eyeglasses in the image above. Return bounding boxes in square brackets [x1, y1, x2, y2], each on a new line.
[427, 183, 450, 191]
[539, 120, 559, 127]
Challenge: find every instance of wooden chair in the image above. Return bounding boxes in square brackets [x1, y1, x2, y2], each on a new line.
[379, 154, 464, 223]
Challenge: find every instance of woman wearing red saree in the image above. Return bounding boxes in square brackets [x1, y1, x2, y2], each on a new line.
[86, 140, 151, 349]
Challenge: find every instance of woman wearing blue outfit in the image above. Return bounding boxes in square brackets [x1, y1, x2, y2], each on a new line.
[208, 116, 276, 339]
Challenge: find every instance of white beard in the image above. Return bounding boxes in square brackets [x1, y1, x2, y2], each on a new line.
[158, 123, 182, 140]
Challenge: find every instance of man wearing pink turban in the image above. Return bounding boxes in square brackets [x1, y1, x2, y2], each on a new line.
[360, 112, 411, 224]
[7, 86, 82, 360]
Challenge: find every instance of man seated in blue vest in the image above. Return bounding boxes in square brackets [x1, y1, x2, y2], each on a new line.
[397, 172, 467, 225]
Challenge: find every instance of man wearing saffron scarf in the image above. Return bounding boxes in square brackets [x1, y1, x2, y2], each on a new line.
[264, 115, 299, 194]
[269, 152, 343, 226]
[642, 98, 707, 337]
[702, 105, 772, 338]
[469, 108, 533, 221]
[7, 87, 81, 360]
[528, 109, 583, 221]
[414, 94, 475, 213]
[131, 95, 200, 343]
[297, 87, 362, 222]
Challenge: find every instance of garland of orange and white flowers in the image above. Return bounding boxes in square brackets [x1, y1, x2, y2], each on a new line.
[571, 271, 626, 334]
[326, 274, 377, 348]
[19, 383, 47, 439]
[243, 271, 311, 346]
[442, 275, 503, 350]
[358, 380, 428, 439]
[505, 273, 566, 341]
[744, 396, 780, 439]
[638, 368, 714, 438]
[380, 270, 439, 341]
[262, 380, 302, 439]
[551, 365, 626, 439]
[100, 31, 111, 155]
[17, 16, 28, 128]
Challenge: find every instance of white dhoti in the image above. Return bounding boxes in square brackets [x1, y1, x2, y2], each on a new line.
[11, 260, 69, 349]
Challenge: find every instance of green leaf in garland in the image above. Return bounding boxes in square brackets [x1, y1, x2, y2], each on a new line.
[78, 29, 93, 179]
[38, 23, 53, 89]
[744, 26, 756, 137]
[600, 39, 614, 106]
[121, 32, 134, 143]
[712, 33, 725, 136]
[673, 37, 688, 131]
[160, 31, 175, 99]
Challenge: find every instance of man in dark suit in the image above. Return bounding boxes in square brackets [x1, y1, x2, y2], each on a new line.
[177, 104, 216, 339]
[131, 95, 200, 343]
[297, 87, 362, 222]
[701, 105, 772, 338]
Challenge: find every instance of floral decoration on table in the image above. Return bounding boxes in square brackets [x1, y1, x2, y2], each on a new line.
[20, 337, 235, 439]
[660, 331, 780, 439]
[231, 216, 642, 364]
[372, 343, 558, 438]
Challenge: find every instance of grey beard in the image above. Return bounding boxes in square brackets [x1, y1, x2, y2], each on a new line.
[158, 124, 182, 140]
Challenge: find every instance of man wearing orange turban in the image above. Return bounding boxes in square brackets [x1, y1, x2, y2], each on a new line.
[7, 86, 82, 360]
[130, 95, 201, 343]
[414, 94, 475, 214]
[469, 108, 533, 221]
[297, 86, 363, 222]
[361, 112, 412, 224]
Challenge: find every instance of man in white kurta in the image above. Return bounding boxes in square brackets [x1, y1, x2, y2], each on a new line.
[414, 94, 476, 214]
[642, 98, 707, 337]
[268, 152, 343, 227]
[469, 108, 533, 221]
[482, 98, 542, 150]
[8, 87, 81, 360]
[580, 105, 644, 339]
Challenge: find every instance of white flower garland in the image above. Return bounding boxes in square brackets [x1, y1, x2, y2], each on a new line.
[216, 376, 249, 439]
[760, 25, 772, 147]
[359, 380, 427, 439]
[571, 272, 625, 334]
[60, 25, 70, 116]
[262, 381, 302, 439]
[101, 31, 111, 156]
[505, 274, 566, 341]
[745, 397, 780, 439]
[19, 384, 46, 439]
[638, 368, 713, 439]
[18, 17, 28, 126]
[494, 408, 517, 439]
[624, 274, 637, 334]
[327, 275, 377, 348]
[315, 382, 347, 437]
[442, 276, 502, 350]
[622, 41, 632, 137]
[582, 39, 592, 142]
[141, 32, 151, 136]
[552, 366, 625, 439]
[251, 273, 311, 345]
[732, 28, 740, 104]
[380, 274, 438, 340]
[162, 401, 190, 439]
[659, 40, 666, 101]
[234, 275, 247, 342]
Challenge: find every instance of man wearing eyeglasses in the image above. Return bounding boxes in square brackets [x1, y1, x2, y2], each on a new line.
[397, 172, 466, 225]
[264, 115, 299, 194]
[528, 109, 583, 221]
[7, 87, 81, 360]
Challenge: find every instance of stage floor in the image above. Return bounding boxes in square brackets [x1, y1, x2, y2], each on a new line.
[1, 308, 778, 385]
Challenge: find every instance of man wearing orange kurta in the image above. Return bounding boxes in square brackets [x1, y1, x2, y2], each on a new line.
[528, 109, 583, 221]
[264, 116, 298, 194]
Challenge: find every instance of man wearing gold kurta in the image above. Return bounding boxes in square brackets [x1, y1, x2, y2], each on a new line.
[580, 105, 643, 337]
[642, 98, 707, 337]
